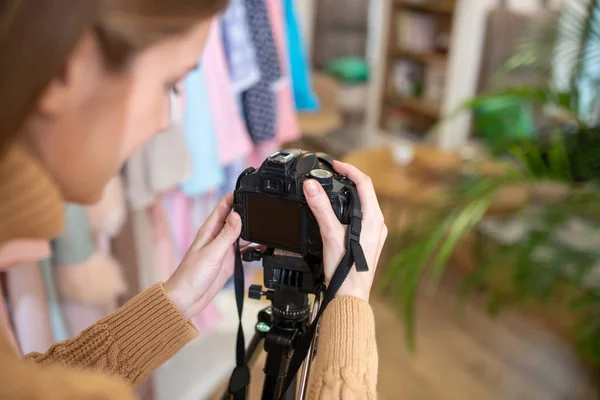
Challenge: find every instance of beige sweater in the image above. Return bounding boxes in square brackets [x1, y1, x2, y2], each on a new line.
[0, 147, 378, 399]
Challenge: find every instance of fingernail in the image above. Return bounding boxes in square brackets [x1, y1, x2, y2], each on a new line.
[305, 180, 320, 197]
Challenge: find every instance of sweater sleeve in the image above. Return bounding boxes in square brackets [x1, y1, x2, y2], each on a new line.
[308, 296, 378, 399]
[23, 283, 198, 385]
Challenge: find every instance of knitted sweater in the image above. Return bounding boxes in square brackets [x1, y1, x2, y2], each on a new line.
[0, 146, 378, 399]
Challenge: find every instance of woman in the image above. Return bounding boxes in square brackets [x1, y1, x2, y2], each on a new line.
[0, 1, 387, 399]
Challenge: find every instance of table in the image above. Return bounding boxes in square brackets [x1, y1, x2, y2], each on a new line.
[342, 146, 529, 230]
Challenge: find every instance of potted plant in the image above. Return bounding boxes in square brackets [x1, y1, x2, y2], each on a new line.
[380, 0, 600, 372]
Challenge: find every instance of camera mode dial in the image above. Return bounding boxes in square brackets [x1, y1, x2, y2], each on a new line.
[309, 169, 333, 189]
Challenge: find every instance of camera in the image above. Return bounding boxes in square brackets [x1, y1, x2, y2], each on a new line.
[234, 149, 356, 259]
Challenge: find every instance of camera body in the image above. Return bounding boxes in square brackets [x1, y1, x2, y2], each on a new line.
[234, 149, 355, 258]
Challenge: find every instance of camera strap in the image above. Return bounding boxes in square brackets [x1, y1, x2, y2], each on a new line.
[227, 238, 250, 400]
[227, 192, 368, 400]
[278, 208, 368, 399]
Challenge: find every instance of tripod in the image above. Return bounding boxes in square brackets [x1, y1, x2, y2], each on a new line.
[224, 249, 324, 400]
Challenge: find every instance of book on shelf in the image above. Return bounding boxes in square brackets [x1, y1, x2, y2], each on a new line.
[392, 60, 423, 98]
[395, 11, 436, 53]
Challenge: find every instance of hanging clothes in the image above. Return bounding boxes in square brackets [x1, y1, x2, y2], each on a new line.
[7, 261, 53, 354]
[163, 190, 191, 263]
[180, 57, 225, 197]
[52, 203, 126, 333]
[266, 0, 301, 144]
[61, 301, 106, 337]
[51, 204, 95, 265]
[283, 0, 319, 112]
[203, 20, 253, 166]
[218, 158, 248, 199]
[125, 92, 191, 211]
[0, 284, 20, 356]
[0, 241, 54, 350]
[150, 198, 178, 283]
[40, 259, 69, 342]
[248, 140, 281, 168]
[0, 240, 51, 270]
[221, 0, 261, 94]
[242, 0, 282, 144]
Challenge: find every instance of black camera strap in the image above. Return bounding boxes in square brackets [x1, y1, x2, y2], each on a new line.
[278, 209, 368, 399]
[227, 191, 368, 400]
[227, 238, 250, 400]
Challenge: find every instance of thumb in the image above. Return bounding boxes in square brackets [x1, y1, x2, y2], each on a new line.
[304, 180, 345, 243]
[204, 212, 242, 258]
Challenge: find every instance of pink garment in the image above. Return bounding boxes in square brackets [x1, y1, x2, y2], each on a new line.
[164, 191, 193, 262]
[7, 262, 53, 354]
[61, 301, 106, 337]
[203, 20, 253, 166]
[0, 241, 51, 270]
[266, 0, 301, 144]
[248, 140, 281, 168]
[0, 285, 20, 356]
[191, 301, 221, 334]
[150, 198, 178, 283]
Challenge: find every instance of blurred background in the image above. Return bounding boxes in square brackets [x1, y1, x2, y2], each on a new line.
[2, 0, 599, 399]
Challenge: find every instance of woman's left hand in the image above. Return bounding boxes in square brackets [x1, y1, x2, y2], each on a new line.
[163, 193, 243, 319]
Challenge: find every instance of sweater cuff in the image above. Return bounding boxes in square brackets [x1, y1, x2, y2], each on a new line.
[317, 296, 377, 372]
[102, 283, 198, 383]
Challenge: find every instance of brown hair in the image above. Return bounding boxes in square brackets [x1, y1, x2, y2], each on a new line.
[0, 0, 228, 154]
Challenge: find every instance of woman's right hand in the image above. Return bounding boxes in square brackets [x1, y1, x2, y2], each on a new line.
[303, 161, 388, 302]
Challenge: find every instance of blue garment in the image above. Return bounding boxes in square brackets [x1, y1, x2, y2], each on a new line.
[284, 0, 319, 112]
[222, 0, 261, 94]
[180, 63, 225, 197]
[218, 157, 248, 199]
[40, 259, 69, 342]
[242, 0, 282, 143]
[51, 204, 95, 265]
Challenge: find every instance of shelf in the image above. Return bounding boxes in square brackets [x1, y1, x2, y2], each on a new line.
[387, 94, 442, 119]
[394, 0, 455, 14]
[391, 49, 448, 64]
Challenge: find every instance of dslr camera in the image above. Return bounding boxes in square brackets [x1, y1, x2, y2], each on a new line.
[234, 149, 356, 260]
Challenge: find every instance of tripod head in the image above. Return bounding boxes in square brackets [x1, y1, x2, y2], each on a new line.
[235, 248, 324, 400]
[244, 248, 324, 319]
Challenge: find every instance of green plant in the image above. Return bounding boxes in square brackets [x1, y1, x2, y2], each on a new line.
[381, 0, 600, 372]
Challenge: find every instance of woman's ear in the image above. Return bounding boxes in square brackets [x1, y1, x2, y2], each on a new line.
[37, 31, 101, 117]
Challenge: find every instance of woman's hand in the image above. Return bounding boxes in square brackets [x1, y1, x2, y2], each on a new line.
[164, 194, 242, 319]
[303, 161, 388, 302]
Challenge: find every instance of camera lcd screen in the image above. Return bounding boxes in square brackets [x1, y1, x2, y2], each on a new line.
[245, 193, 302, 251]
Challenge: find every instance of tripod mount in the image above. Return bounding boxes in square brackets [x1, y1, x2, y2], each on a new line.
[225, 248, 324, 400]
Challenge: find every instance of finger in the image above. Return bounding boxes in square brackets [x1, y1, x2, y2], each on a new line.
[304, 180, 345, 243]
[333, 161, 381, 219]
[192, 194, 234, 250]
[375, 224, 388, 268]
[204, 212, 242, 257]
[193, 250, 235, 315]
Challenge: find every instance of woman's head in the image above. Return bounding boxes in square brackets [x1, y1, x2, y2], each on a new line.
[0, 0, 228, 203]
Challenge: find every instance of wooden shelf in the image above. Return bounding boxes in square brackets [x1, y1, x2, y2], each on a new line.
[391, 48, 448, 64]
[394, 0, 455, 14]
[387, 95, 442, 119]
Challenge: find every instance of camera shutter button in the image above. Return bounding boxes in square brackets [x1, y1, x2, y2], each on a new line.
[309, 169, 333, 187]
